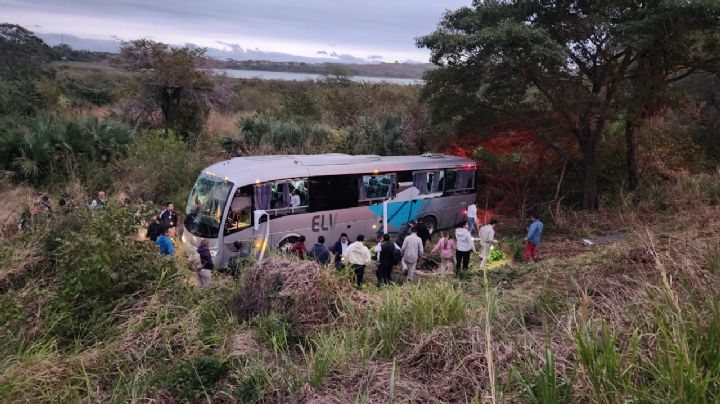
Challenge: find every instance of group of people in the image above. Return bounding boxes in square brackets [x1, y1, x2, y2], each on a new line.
[286, 202, 544, 288]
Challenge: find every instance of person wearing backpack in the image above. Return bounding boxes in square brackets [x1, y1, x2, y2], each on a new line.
[431, 231, 455, 275]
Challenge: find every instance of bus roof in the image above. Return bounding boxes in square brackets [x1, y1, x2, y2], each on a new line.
[202, 153, 476, 186]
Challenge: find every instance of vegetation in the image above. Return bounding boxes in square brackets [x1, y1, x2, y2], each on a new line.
[1, 4, 720, 401]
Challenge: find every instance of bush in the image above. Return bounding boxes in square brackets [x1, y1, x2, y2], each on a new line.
[0, 115, 133, 185]
[46, 206, 177, 346]
[340, 115, 410, 156]
[236, 115, 341, 154]
[114, 130, 200, 206]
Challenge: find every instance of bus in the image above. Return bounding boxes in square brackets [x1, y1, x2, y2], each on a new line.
[182, 153, 477, 267]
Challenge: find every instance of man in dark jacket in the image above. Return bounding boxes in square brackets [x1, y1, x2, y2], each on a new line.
[159, 202, 178, 228]
[330, 233, 350, 269]
[415, 219, 431, 248]
[308, 235, 331, 265]
[377, 234, 397, 285]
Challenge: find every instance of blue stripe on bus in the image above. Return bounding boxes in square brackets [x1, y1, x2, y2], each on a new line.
[367, 199, 432, 228]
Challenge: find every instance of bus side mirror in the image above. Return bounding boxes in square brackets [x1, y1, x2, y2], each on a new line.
[254, 210, 267, 230]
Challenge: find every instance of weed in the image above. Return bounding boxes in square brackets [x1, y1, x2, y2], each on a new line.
[514, 347, 574, 404]
[157, 355, 230, 402]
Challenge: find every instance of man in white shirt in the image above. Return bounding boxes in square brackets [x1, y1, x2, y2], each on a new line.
[478, 219, 498, 270]
[343, 234, 372, 288]
[467, 203, 479, 236]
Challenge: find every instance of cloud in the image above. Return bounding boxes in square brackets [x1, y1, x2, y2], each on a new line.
[216, 40, 244, 53]
[316, 50, 327, 55]
[1, 0, 471, 63]
[367, 54, 383, 60]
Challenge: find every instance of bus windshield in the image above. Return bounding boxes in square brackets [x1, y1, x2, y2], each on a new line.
[184, 175, 234, 238]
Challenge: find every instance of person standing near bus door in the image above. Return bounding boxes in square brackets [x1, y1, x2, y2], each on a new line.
[466, 202, 479, 236]
[455, 220, 475, 274]
[344, 235, 372, 288]
[331, 233, 350, 269]
[401, 227, 424, 283]
[478, 219, 498, 270]
[524, 213, 544, 262]
[197, 239, 214, 287]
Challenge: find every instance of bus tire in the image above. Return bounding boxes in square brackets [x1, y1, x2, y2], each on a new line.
[278, 235, 300, 253]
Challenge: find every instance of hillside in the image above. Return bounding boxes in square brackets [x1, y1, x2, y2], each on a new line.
[2, 174, 719, 402]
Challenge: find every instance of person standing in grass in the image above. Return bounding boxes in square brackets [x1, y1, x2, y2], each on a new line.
[308, 235, 331, 265]
[377, 234, 400, 285]
[159, 202, 178, 228]
[156, 225, 176, 256]
[431, 231, 455, 275]
[197, 239, 214, 287]
[331, 233, 350, 269]
[455, 220, 475, 274]
[524, 213, 544, 262]
[478, 219, 498, 270]
[466, 202, 479, 236]
[290, 235, 307, 259]
[401, 227, 424, 283]
[344, 234, 372, 288]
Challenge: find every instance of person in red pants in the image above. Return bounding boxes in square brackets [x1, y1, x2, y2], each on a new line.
[524, 213, 544, 262]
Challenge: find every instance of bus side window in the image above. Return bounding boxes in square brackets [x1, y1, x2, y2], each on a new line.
[309, 175, 359, 212]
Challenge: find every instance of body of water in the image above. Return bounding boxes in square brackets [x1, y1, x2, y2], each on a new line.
[210, 69, 423, 85]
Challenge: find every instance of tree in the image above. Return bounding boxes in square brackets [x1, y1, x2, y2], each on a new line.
[618, 7, 720, 190]
[418, 0, 720, 209]
[118, 39, 213, 140]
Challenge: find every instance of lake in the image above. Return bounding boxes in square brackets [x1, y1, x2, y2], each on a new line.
[210, 69, 423, 85]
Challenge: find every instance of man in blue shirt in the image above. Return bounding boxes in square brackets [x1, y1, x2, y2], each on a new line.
[524, 214, 543, 262]
[156, 225, 176, 256]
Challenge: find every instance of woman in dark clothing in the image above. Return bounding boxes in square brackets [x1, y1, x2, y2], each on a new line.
[197, 239, 214, 286]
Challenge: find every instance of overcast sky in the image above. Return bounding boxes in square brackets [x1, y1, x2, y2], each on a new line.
[1, 0, 469, 63]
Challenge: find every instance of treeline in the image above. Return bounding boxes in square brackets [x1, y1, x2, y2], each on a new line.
[418, 0, 720, 210]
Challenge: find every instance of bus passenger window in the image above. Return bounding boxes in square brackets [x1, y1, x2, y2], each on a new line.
[412, 170, 443, 194]
[360, 173, 396, 201]
[309, 175, 358, 211]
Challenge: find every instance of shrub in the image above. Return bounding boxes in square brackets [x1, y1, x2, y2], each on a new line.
[340, 114, 410, 156]
[114, 130, 200, 206]
[46, 206, 178, 346]
[236, 115, 340, 154]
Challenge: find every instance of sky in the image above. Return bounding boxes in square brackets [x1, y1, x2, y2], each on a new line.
[0, 0, 469, 63]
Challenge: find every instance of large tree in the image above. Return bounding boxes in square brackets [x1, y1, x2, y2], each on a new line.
[118, 39, 213, 139]
[418, 0, 720, 209]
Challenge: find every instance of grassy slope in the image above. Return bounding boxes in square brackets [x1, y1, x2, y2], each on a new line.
[1, 181, 720, 402]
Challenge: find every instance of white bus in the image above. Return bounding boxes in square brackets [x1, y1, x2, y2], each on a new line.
[182, 153, 477, 267]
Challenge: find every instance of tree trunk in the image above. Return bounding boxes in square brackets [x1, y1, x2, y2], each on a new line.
[579, 123, 599, 210]
[625, 120, 640, 191]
